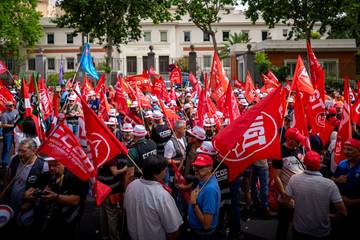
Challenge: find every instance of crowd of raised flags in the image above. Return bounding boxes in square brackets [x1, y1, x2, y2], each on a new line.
[0, 39, 359, 239]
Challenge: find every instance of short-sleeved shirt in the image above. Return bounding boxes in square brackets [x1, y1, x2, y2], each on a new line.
[286, 170, 343, 237]
[164, 137, 186, 160]
[124, 179, 183, 240]
[188, 176, 221, 231]
[334, 159, 360, 199]
[1, 109, 19, 134]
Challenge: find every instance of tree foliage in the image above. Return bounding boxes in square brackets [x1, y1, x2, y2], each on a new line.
[218, 31, 250, 59]
[175, 0, 238, 52]
[241, 0, 349, 40]
[0, 0, 43, 59]
[327, 0, 360, 46]
[54, 0, 175, 64]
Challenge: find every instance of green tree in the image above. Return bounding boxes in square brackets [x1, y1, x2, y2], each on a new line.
[218, 31, 250, 59]
[327, 1, 360, 46]
[175, 0, 237, 53]
[242, 0, 349, 40]
[54, 0, 175, 68]
[0, 0, 43, 59]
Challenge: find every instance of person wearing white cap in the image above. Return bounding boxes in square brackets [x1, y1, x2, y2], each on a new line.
[64, 93, 82, 138]
[87, 90, 99, 114]
[287, 96, 294, 115]
[184, 103, 194, 124]
[128, 101, 144, 125]
[22, 153, 88, 239]
[203, 117, 217, 140]
[182, 126, 206, 177]
[127, 125, 157, 179]
[143, 110, 154, 133]
[120, 123, 134, 147]
[105, 117, 121, 139]
[150, 111, 172, 156]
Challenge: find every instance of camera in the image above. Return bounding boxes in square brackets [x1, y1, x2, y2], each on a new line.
[32, 189, 47, 198]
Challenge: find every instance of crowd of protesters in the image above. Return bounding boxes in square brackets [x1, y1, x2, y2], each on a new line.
[0, 70, 359, 240]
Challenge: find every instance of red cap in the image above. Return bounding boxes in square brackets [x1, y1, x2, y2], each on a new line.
[192, 154, 213, 167]
[328, 107, 337, 115]
[285, 128, 306, 144]
[304, 151, 321, 170]
[344, 138, 360, 149]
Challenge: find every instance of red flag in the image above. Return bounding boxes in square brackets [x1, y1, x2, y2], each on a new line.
[169, 85, 178, 103]
[210, 52, 229, 102]
[169, 66, 182, 85]
[307, 89, 326, 134]
[79, 93, 128, 168]
[213, 87, 282, 181]
[159, 100, 180, 128]
[95, 74, 105, 95]
[291, 55, 315, 95]
[21, 78, 32, 117]
[127, 73, 152, 93]
[352, 97, 360, 126]
[293, 91, 311, 150]
[149, 66, 159, 76]
[267, 70, 280, 86]
[306, 40, 322, 88]
[319, 119, 335, 145]
[334, 78, 352, 164]
[245, 71, 256, 103]
[37, 122, 95, 181]
[0, 60, 8, 74]
[82, 75, 94, 99]
[28, 74, 36, 94]
[0, 85, 16, 112]
[115, 76, 129, 115]
[152, 77, 171, 102]
[99, 90, 110, 121]
[194, 76, 209, 128]
[135, 85, 152, 109]
[38, 76, 53, 120]
[171, 163, 190, 204]
[94, 180, 112, 206]
[223, 83, 240, 122]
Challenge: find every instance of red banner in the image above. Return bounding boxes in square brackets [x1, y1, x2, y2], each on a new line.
[213, 87, 282, 181]
[38, 122, 95, 181]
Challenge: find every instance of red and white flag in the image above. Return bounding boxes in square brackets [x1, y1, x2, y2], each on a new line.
[352, 97, 360, 126]
[223, 83, 240, 122]
[95, 74, 105, 95]
[210, 52, 229, 102]
[38, 122, 95, 181]
[115, 75, 129, 115]
[169, 66, 182, 85]
[334, 78, 352, 164]
[0, 60, 8, 74]
[21, 78, 32, 117]
[0, 84, 16, 112]
[291, 55, 315, 95]
[213, 87, 282, 181]
[82, 75, 94, 100]
[79, 94, 128, 168]
[306, 40, 323, 89]
[152, 77, 171, 103]
[38, 76, 53, 120]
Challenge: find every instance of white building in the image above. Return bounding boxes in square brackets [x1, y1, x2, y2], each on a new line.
[30, 1, 323, 78]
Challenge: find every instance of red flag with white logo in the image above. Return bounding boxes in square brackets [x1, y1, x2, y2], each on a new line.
[38, 122, 95, 181]
[21, 78, 32, 117]
[213, 87, 282, 181]
[99, 90, 110, 121]
[159, 100, 179, 128]
[306, 40, 323, 89]
[291, 55, 315, 95]
[169, 66, 182, 85]
[334, 78, 352, 164]
[95, 74, 105, 95]
[38, 76, 53, 120]
[0, 84, 16, 112]
[352, 97, 360, 126]
[210, 52, 229, 102]
[115, 75, 129, 115]
[79, 93, 128, 168]
[307, 89, 325, 134]
[152, 77, 171, 103]
[267, 70, 280, 87]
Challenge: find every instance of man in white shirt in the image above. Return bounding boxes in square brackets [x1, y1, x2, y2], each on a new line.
[124, 155, 183, 240]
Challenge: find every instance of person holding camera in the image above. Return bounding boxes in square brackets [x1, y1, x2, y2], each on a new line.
[22, 156, 89, 240]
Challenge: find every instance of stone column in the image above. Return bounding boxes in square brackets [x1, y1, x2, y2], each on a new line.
[243, 44, 257, 84]
[35, 48, 46, 81]
[147, 45, 155, 70]
[188, 44, 197, 75]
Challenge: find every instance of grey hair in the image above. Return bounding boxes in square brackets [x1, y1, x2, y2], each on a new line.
[20, 138, 38, 151]
[174, 120, 186, 129]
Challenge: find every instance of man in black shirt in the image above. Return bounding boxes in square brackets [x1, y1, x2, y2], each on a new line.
[23, 157, 89, 240]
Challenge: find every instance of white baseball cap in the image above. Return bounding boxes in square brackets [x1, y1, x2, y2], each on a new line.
[105, 117, 118, 125]
[133, 125, 147, 137]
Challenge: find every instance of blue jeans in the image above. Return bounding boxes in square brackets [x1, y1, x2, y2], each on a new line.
[251, 165, 269, 209]
[2, 134, 14, 167]
[66, 122, 79, 138]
